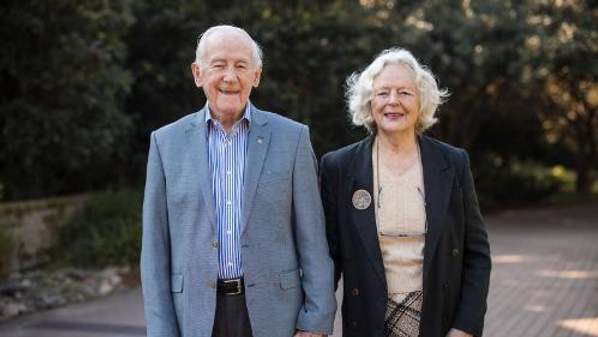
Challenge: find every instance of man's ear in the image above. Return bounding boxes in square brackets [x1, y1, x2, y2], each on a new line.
[191, 62, 203, 88]
[252, 67, 262, 88]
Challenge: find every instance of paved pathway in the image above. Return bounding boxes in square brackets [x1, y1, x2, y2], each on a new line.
[1, 203, 596, 337]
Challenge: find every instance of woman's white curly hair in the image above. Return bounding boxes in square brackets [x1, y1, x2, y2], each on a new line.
[346, 47, 449, 134]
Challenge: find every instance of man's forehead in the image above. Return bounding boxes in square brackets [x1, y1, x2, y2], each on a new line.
[204, 31, 254, 61]
[205, 29, 252, 49]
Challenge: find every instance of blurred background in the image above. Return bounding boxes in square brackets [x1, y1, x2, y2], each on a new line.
[0, 0, 596, 336]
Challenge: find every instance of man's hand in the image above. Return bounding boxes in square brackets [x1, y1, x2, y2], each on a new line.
[446, 328, 473, 337]
[293, 330, 324, 337]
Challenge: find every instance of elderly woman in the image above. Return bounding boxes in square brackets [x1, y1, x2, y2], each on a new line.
[320, 48, 491, 337]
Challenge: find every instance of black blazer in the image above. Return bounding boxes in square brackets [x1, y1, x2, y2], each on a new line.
[320, 135, 491, 337]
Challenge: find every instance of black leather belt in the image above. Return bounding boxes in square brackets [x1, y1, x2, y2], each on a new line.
[217, 277, 244, 295]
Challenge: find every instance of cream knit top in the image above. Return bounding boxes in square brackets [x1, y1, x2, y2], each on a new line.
[373, 145, 426, 303]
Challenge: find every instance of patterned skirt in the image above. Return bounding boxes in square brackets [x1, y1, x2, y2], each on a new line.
[384, 291, 423, 337]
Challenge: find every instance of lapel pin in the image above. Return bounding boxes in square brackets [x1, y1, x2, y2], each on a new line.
[352, 189, 372, 210]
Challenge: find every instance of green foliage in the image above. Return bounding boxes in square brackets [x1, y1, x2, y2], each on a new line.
[523, 0, 598, 194]
[0, 226, 14, 277]
[0, 1, 136, 200]
[477, 158, 562, 207]
[1, 0, 597, 204]
[54, 189, 141, 268]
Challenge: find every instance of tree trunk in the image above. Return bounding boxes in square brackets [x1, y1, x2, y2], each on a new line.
[575, 158, 592, 195]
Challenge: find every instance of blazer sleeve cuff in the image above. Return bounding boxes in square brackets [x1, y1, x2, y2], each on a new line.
[296, 310, 335, 335]
[452, 315, 484, 337]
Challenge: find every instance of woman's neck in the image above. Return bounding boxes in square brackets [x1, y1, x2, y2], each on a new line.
[376, 129, 418, 155]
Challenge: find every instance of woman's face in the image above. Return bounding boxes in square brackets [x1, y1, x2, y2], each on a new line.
[371, 63, 420, 137]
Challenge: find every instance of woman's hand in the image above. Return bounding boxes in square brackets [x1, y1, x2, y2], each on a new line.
[446, 328, 473, 337]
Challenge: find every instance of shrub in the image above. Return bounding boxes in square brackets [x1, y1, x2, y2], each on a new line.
[54, 189, 142, 268]
[477, 160, 561, 208]
[0, 227, 14, 277]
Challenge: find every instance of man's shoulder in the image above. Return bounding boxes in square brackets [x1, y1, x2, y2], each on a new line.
[254, 108, 306, 133]
[152, 112, 198, 139]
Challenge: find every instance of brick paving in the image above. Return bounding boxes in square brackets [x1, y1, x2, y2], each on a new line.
[1, 203, 596, 337]
[482, 204, 598, 337]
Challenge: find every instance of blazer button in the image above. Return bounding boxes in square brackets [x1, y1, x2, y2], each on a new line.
[351, 288, 359, 296]
[443, 282, 449, 289]
[451, 248, 460, 256]
[351, 321, 358, 327]
[212, 240, 219, 248]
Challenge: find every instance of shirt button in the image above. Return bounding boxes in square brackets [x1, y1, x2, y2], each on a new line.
[212, 240, 218, 248]
[226, 170, 231, 175]
[226, 230, 232, 235]
[226, 201, 232, 206]
[227, 262, 233, 266]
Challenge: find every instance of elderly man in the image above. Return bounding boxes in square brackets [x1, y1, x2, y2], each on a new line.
[140, 25, 336, 337]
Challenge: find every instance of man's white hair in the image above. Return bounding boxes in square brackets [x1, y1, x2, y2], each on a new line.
[194, 25, 263, 69]
[346, 47, 449, 134]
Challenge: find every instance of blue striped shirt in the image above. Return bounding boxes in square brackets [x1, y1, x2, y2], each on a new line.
[205, 103, 250, 279]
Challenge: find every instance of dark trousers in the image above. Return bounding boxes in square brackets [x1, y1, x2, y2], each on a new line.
[211, 293, 253, 337]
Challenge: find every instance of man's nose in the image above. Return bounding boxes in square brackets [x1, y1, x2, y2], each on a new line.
[222, 67, 237, 82]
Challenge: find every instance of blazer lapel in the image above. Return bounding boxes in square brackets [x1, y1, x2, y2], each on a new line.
[186, 107, 217, 231]
[420, 135, 454, 280]
[241, 106, 271, 234]
[347, 136, 387, 287]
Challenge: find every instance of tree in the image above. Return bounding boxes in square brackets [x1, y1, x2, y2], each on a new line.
[0, 0, 135, 199]
[526, 0, 598, 194]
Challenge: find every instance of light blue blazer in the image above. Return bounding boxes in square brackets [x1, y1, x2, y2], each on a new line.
[140, 105, 336, 337]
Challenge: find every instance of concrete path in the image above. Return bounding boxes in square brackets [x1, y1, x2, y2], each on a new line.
[1, 203, 596, 337]
[0, 289, 144, 337]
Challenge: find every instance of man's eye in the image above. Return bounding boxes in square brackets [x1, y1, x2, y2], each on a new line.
[377, 92, 389, 97]
[400, 91, 414, 96]
[212, 64, 225, 69]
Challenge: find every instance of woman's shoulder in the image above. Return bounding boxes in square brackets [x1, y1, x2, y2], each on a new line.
[421, 135, 465, 155]
[420, 135, 469, 170]
[321, 137, 372, 168]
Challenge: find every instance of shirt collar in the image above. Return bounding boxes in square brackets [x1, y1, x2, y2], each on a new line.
[204, 101, 252, 125]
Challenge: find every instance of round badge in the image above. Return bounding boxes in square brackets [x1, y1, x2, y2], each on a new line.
[352, 189, 372, 210]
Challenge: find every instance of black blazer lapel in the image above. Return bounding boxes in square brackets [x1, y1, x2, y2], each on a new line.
[420, 135, 454, 281]
[347, 136, 387, 287]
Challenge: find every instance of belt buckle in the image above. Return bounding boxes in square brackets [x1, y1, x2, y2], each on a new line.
[223, 278, 242, 295]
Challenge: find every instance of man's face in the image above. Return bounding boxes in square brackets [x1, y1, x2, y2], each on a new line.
[191, 31, 261, 123]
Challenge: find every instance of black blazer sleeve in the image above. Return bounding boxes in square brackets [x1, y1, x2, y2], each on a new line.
[319, 153, 342, 289]
[452, 149, 492, 336]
